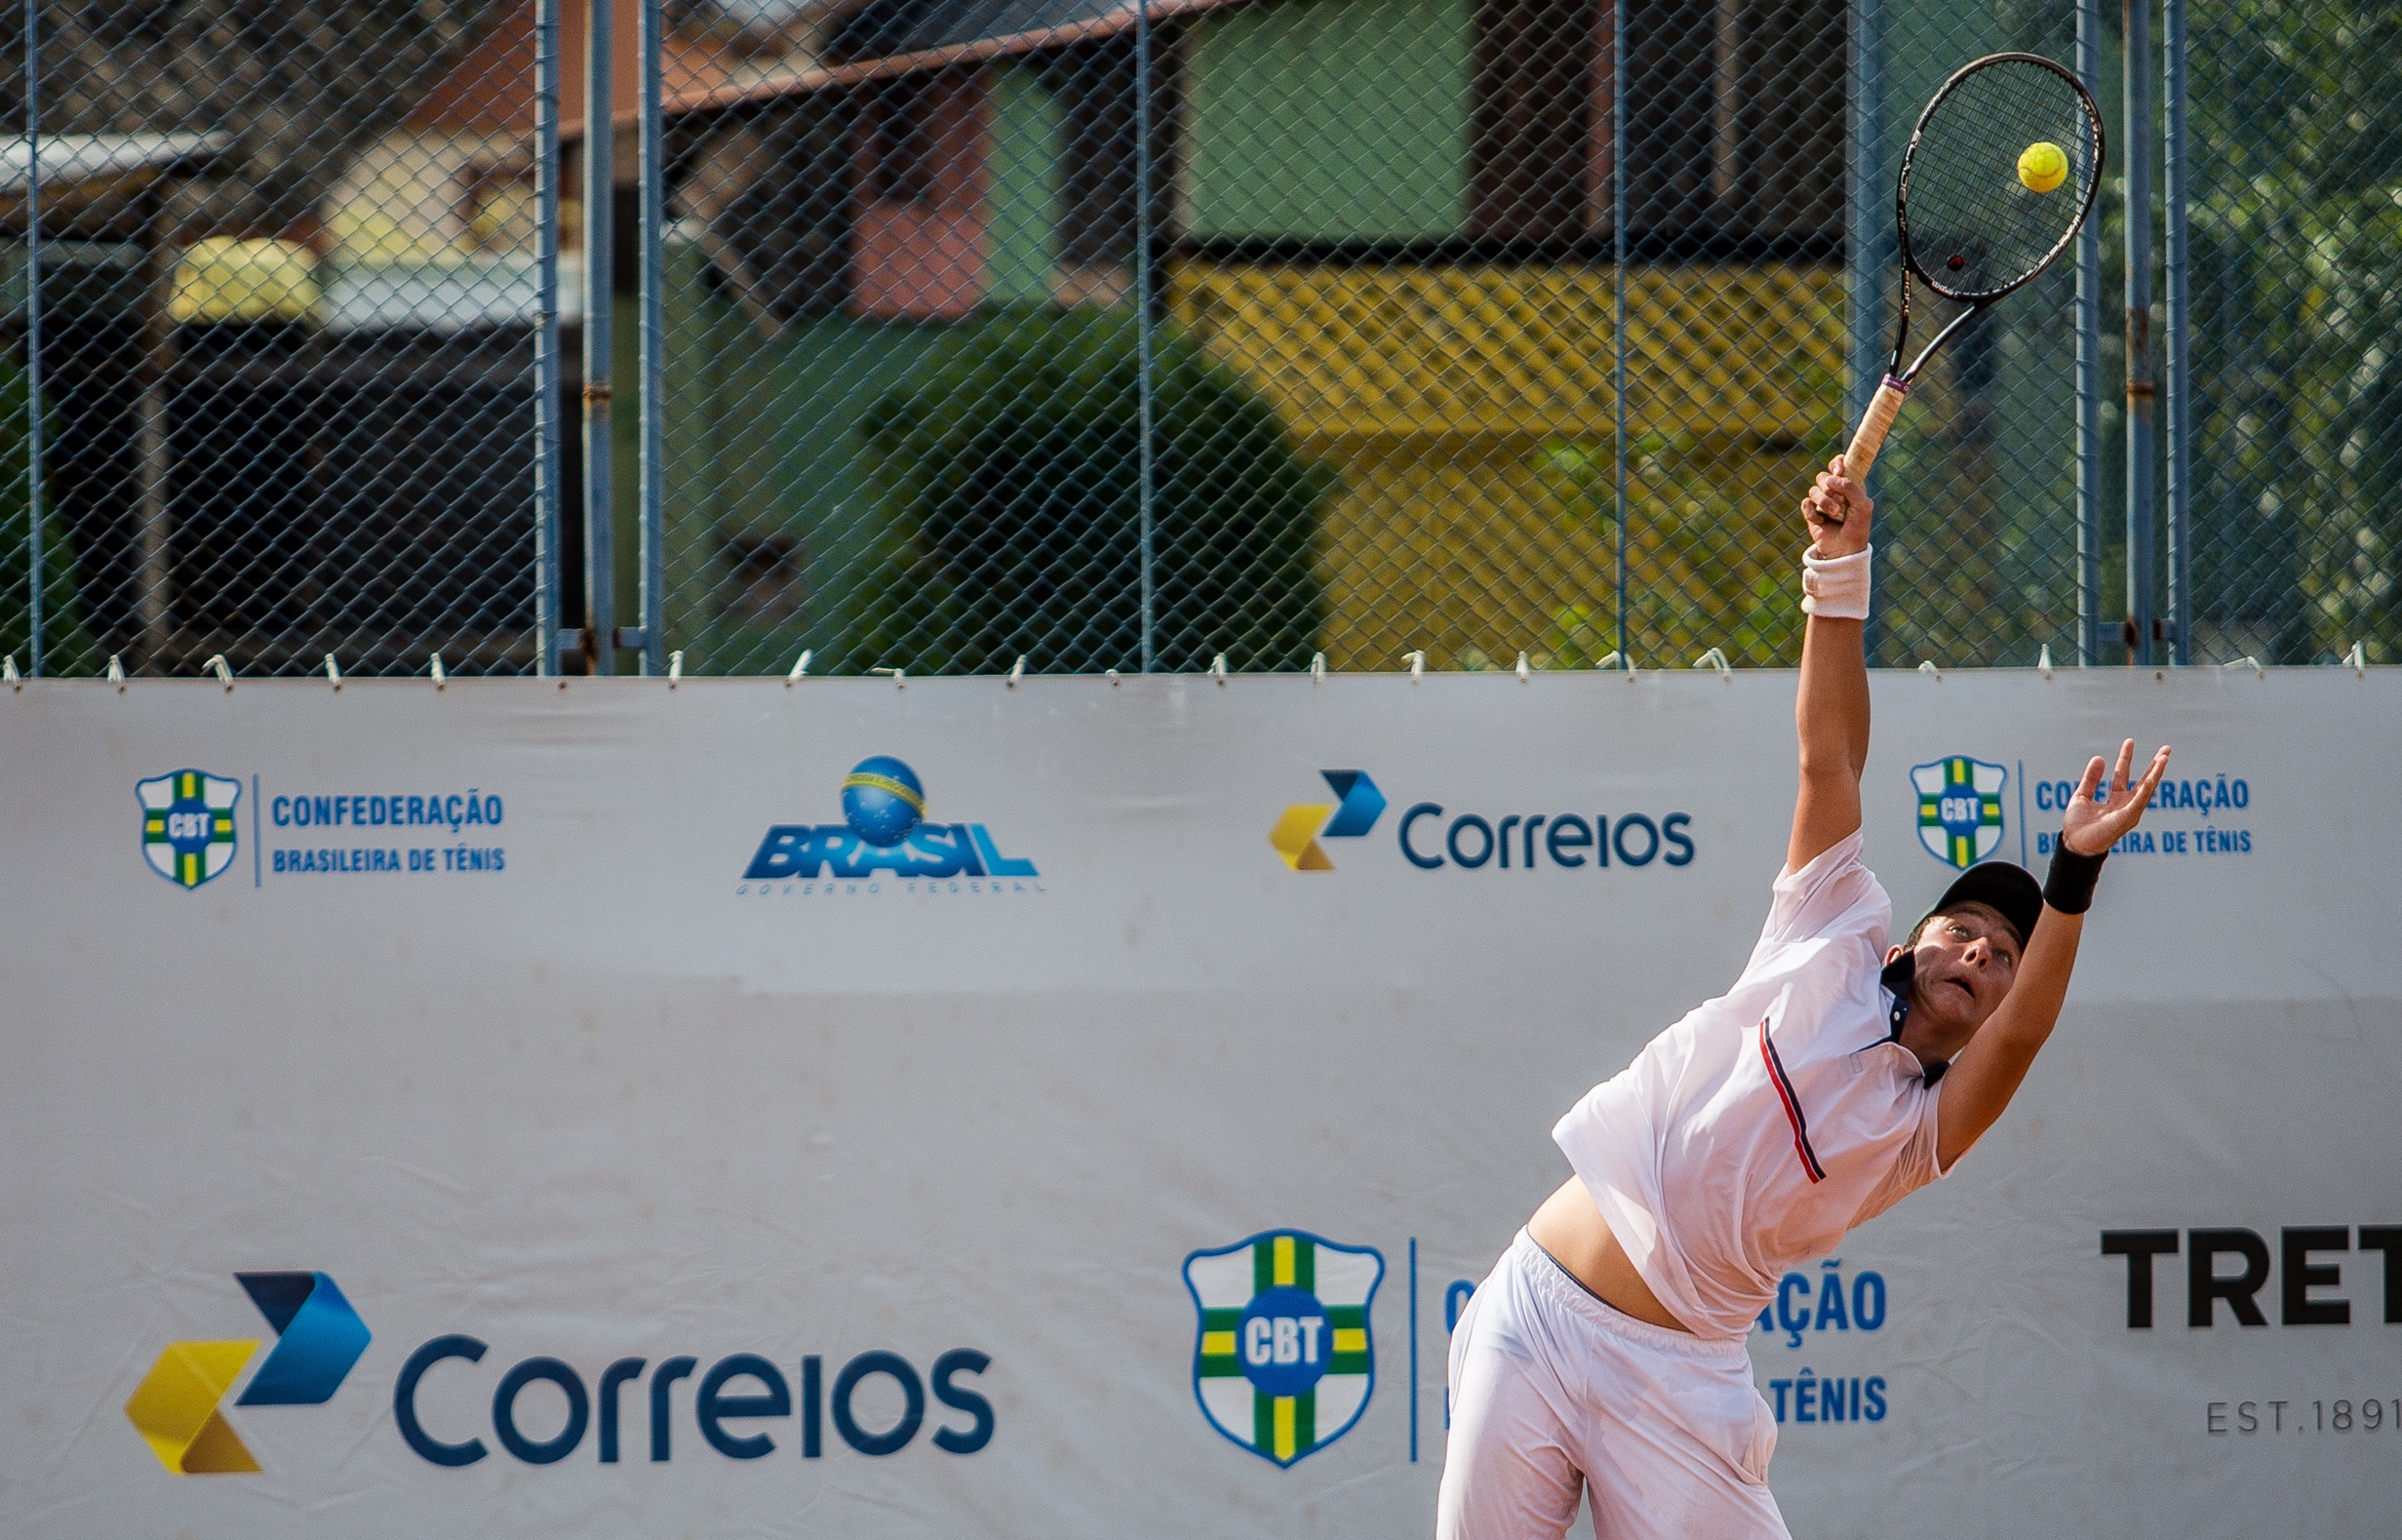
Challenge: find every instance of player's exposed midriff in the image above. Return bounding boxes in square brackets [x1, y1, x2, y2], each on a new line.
[1525, 1176, 1694, 1334]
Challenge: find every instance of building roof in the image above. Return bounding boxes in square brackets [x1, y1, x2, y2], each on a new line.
[0, 132, 232, 198]
[0, 131, 235, 234]
[833, 0, 1143, 56]
[417, 0, 744, 136]
[565, 0, 1248, 135]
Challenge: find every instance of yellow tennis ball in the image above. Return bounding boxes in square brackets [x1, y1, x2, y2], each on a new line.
[2018, 140, 2068, 193]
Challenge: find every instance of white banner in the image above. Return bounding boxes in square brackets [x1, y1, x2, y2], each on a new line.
[3, 668, 2395, 1537]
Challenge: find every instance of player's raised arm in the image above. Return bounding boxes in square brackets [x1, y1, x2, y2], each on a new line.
[1934, 738, 2170, 1167]
[1787, 457, 1873, 874]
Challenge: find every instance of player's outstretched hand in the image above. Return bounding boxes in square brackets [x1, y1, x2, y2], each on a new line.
[1801, 456, 1871, 560]
[2060, 738, 2172, 856]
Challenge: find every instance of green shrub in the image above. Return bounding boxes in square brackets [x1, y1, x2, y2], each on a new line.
[857, 305, 1330, 673]
[1534, 431, 1808, 669]
[0, 356, 91, 673]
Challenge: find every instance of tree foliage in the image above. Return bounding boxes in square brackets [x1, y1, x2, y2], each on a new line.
[858, 306, 1329, 673]
[2186, 0, 2402, 660]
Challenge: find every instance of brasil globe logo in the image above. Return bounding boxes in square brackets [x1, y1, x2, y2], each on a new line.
[841, 757, 926, 847]
[740, 755, 1041, 885]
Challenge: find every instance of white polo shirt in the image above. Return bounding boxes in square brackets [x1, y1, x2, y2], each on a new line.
[1553, 829, 1954, 1342]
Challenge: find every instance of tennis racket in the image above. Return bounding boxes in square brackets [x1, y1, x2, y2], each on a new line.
[1838, 53, 2105, 488]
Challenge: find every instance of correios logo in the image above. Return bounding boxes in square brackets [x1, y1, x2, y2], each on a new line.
[124, 1272, 373, 1474]
[740, 756, 1042, 893]
[1273, 768, 1696, 873]
[393, 1338, 993, 1468]
[122, 1274, 996, 1476]
[1269, 770, 1387, 870]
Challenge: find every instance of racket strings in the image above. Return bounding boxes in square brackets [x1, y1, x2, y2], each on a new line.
[1903, 59, 2099, 299]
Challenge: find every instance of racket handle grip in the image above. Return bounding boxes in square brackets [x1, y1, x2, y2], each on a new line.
[1841, 376, 1910, 485]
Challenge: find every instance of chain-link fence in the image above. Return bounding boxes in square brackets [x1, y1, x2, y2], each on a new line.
[6, 0, 2396, 679]
[0, 0, 569, 680]
[2182, 2, 2402, 667]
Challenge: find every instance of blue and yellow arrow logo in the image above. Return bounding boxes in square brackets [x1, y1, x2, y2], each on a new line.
[126, 1272, 372, 1474]
[1269, 770, 1387, 871]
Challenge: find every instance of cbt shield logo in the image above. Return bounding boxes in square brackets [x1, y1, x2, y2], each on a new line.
[743, 756, 1039, 884]
[138, 770, 241, 888]
[1268, 770, 1386, 870]
[1911, 757, 2006, 869]
[1184, 1231, 1382, 1467]
[125, 1272, 372, 1474]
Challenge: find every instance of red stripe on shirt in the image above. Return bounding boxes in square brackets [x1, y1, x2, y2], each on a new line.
[1758, 1016, 1827, 1183]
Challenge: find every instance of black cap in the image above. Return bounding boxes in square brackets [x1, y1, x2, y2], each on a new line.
[1914, 861, 2043, 949]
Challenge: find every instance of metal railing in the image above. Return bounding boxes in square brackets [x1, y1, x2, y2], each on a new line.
[4, 0, 2395, 680]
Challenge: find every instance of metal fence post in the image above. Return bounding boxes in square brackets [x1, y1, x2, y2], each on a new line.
[583, 0, 615, 674]
[21, 0, 41, 676]
[2162, 0, 2189, 664]
[1134, 0, 1156, 674]
[638, 0, 663, 675]
[2121, 0, 2154, 666]
[535, 0, 565, 677]
[1848, 0, 1883, 665]
[2074, 0, 2104, 665]
[1610, 0, 1628, 671]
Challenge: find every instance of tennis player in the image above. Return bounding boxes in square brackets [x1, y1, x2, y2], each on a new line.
[1437, 458, 2170, 1539]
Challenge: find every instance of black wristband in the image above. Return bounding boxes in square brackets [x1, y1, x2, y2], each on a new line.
[2043, 842, 2107, 915]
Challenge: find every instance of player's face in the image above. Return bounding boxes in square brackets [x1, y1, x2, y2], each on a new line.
[1907, 904, 2021, 1030]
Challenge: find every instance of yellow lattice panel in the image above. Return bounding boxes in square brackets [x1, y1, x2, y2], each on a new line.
[1172, 263, 1846, 442]
[1305, 436, 1831, 670]
[1316, 445, 1614, 667]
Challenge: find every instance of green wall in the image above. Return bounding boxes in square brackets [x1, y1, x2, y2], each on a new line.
[985, 64, 1065, 304]
[655, 253, 950, 674]
[1182, 0, 1472, 243]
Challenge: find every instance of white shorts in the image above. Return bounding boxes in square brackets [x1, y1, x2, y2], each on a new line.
[1437, 1231, 1787, 1540]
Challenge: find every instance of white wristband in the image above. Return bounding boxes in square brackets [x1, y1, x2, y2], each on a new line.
[1800, 546, 1871, 620]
